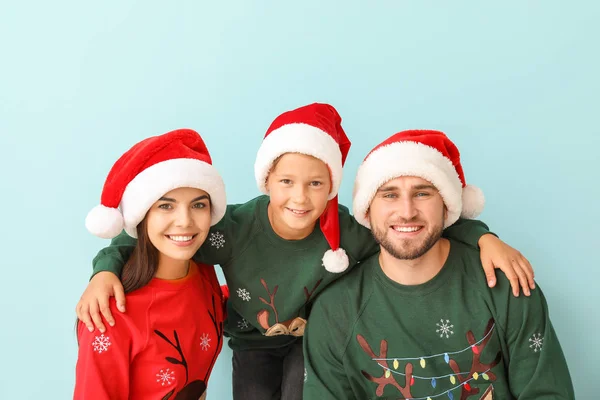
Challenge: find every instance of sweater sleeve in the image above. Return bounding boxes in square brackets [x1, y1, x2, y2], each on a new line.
[91, 231, 136, 278]
[74, 312, 133, 399]
[303, 293, 353, 399]
[338, 204, 379, 264]
[192, 207, 234, 266]
[498, 281, 575, 398]
[443, 218, 493, 249]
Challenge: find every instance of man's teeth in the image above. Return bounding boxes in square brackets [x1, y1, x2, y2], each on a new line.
[169, 235, 193, 242]
[393, 226, 420, 232]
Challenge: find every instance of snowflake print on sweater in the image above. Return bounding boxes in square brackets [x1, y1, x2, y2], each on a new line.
[209, 232, 225, 249]
[200, 333, 211, 351]
[237, 288, 251, 301]
[92, 334, 111, 353]
[156, 368, 176, 386]
[436, 319, 454, 339]
[238, 319, 249, 329]
[529, 333, 543, 352]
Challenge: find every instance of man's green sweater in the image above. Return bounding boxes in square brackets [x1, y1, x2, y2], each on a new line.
[303, 240, 574, 399]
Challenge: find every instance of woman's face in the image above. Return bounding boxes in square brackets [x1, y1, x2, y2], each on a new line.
[145, 187, 212, 263]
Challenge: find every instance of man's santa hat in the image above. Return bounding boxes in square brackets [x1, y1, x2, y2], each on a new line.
[353, 129, 484, 229]
[254, 103, 351, 273]
[86, 128, 226, 239]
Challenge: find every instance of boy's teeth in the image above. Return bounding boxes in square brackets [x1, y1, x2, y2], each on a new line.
[289, 209, 307, 214]
[169, 235, 193, 242]
[393, 226, 420, 232]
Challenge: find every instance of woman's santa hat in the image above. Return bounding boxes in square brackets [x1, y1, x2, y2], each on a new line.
[254, 103, 351, 273]
[353, 129, 484, 229]
[86, 128, 226, 239]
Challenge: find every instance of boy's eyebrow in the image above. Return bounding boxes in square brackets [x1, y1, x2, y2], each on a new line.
[273, 173, 329, 179]
[158, 195, 210, 203]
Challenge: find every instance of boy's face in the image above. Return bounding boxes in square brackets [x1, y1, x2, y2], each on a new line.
[368, 176, 447, 260]
[146, 187, 212, 262]
[265, 152, 332, 240]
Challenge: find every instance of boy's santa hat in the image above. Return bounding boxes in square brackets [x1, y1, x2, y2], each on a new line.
[254, 103, 351, 273]
[86, 128, 226, 239]
[353, 129, 484, 229]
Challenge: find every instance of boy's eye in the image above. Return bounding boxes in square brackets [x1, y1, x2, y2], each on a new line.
[158, 203, 172, 209]
[280, 179, 292, 185]
[310, 181, 322, 187]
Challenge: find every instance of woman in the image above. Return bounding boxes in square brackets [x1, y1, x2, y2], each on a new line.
[74, 128, 228, 399]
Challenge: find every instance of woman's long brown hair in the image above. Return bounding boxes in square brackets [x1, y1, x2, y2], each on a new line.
[120, 217, 159, 294]
[76, 218, 158, 341]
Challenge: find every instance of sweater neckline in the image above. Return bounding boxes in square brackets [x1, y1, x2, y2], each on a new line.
[147, 261, 199, 291]
[372, 241, 458, 297]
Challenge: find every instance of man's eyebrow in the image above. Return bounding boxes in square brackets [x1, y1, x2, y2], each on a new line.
[413, 184, 437, 191]
[377, 185, 398, 192]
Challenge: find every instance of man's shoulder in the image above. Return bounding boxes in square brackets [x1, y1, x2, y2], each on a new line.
[448, 239, 489, 284]
[313, 253, 379, 312]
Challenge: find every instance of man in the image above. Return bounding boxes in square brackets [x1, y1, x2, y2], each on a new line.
[303, 130, 574, 399]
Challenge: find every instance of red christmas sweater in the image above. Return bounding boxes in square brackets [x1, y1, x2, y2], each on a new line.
[74, 262, 227, 400]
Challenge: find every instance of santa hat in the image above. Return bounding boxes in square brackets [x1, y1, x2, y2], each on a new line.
[86, 128, 226, 239]
[353, 129, 484, 229]
[254, 103, 351, 273]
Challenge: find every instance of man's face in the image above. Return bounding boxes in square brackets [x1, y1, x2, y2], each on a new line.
[368, 176, 447, 260]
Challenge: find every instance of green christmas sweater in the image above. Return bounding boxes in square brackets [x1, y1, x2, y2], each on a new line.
[93, 195, 490, 351]
[303, 239, 574, 400]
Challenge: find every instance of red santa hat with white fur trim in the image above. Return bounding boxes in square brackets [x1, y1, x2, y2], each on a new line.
[86, 128, 226, 239]
[353, 129, 484, 229]
[254, 103, 351, 273]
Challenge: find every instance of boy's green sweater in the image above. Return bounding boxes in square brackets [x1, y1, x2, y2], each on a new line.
[303, 240, 574, 399]
[93, 196, 490, 351]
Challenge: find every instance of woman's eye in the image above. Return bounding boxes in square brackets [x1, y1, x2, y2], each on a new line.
[158, 203, 172, 209]
[192, 202, 206, 209]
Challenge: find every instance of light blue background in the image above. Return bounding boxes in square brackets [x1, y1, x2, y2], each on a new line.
[1, 1, 597, 398]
